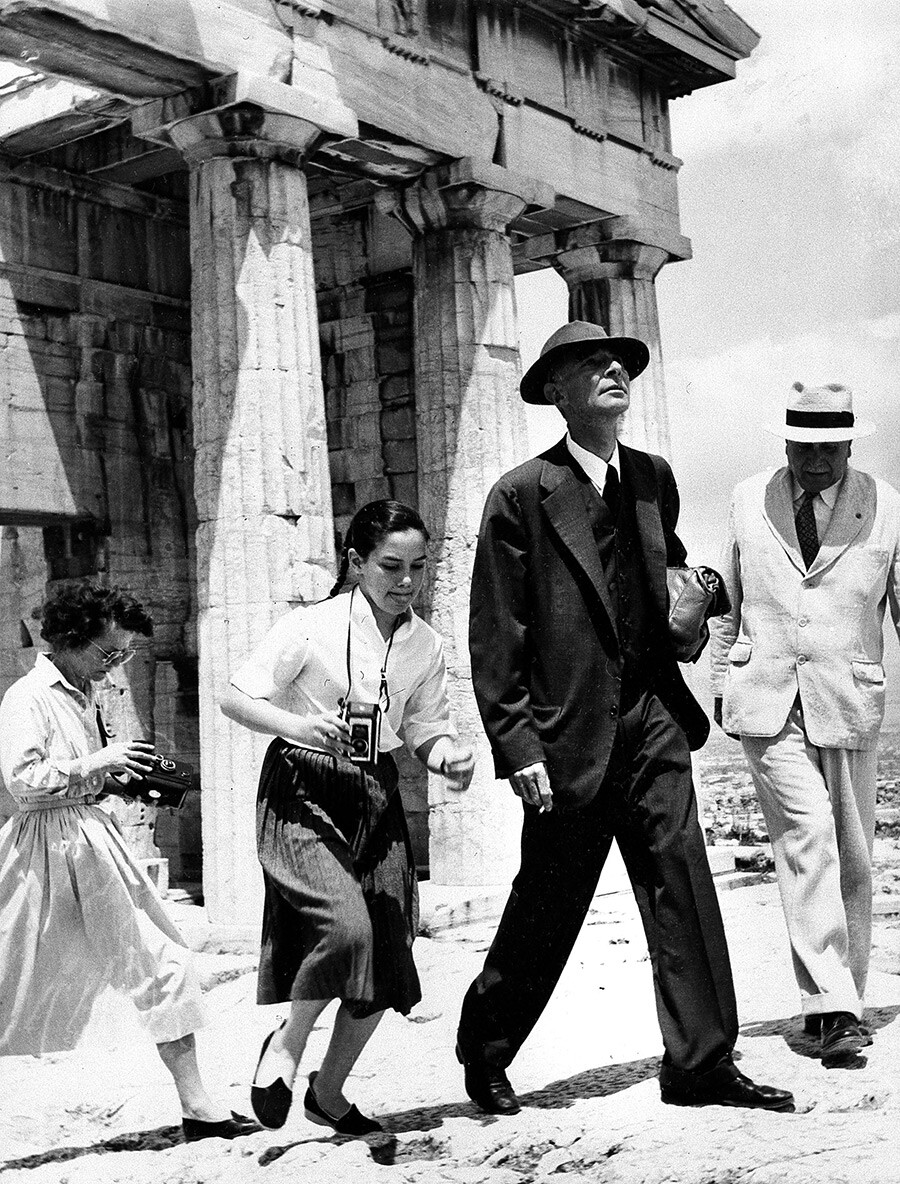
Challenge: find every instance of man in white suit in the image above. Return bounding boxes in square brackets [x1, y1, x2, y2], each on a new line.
[710, 381, 900, 1068]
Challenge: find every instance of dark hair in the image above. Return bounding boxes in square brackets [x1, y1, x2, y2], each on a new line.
[39, 582, 153, 651]
[330, 500, 429, 597]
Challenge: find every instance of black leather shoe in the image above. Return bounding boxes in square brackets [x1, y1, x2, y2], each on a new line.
[303, 1071, 383, 1135]
[804, 1013, 872, 1047]
[250, 1024, 294, 1129]
[659, 1060, 795, 1112]
[821, 1012, 867, 1067]
[456, 1042, 521, 1115]
[182, 1111, 261, 1143]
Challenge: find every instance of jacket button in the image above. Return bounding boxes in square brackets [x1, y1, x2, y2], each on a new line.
[798, 617, 808, 627]
[609, 706, 618, 718]
[797, 655, 807, 664]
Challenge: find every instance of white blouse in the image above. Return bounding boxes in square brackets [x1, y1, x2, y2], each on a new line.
[231, 590, 455, 755]
[0, 653, 109, 803]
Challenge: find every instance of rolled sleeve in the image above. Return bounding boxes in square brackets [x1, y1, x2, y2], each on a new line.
[398, 640, 456, 753]
[230, 610, 310, 701]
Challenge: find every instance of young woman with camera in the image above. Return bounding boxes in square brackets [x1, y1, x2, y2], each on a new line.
[221, 499, 475, 1135]
[0, 583, 258, 1143]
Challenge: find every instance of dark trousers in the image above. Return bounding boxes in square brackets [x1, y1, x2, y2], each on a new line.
[458, 692, 738, 1075]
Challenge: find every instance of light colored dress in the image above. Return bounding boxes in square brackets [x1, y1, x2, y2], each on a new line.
[0, 653, 205, 1056]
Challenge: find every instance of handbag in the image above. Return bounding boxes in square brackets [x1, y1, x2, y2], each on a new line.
[666, 566, 731, 662]
[111, 755, 195, 810]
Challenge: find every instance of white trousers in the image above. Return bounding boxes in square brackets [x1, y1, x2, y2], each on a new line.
[742, 702, 876, 1020]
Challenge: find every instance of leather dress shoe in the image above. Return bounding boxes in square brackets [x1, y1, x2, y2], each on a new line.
[804, 1013, 872, 1047]
[659, 1059, 794, 1112]
[820, 1012, 867, 1067]
[456, 1042, 521, 1115]
[250, 1024, 294, 1129]
[303, 1071, 383, 1135]
[182, 1111, 261, 1143]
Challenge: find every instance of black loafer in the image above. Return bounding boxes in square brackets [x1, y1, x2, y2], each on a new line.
[303, 1071, 383, 1135]
[660, 1060, 794, 1112]
[250, 1024, 294, 1129]
[456, 1042, 521, 1115]
[821, 1012, 867, 1067]
[182, 1111, 261, 1143]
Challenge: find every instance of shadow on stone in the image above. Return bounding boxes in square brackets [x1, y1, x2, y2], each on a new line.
[740, 1003, 900, 1060]
[0, 1124, 183, 1171]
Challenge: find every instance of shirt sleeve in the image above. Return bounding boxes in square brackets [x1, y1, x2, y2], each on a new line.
[0, 685, 98, 802]
[709, 496, 742, 697]
[397, 633, 457, 753]
[230, 609, 311, 701]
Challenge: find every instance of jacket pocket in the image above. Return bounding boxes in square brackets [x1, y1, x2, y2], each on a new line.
[851, 660, 884, 684]
[728, 641, 753, 665]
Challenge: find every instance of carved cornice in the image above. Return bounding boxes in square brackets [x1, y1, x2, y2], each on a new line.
[382, 35, 431, 65]
[474, 72, 524, 107]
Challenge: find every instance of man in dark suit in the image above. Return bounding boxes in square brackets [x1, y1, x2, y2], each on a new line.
[455, 321, 794, 1114]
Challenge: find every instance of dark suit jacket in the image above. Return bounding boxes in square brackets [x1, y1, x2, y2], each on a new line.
[469, 438, 709, 808]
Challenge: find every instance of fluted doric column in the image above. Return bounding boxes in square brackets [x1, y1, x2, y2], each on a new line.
[134, 74, 357, 924]
[381, 159, 554, 886]
[553, 217, 691, 457]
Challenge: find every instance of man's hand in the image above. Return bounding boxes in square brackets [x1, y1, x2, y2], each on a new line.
[713, 697, 741, 742]
[510, 762, 553, 812]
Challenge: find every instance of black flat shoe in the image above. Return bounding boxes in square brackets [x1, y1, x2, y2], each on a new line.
[303, 1070, 383, 1135]
[456, 1042, 521, 1115]
[182, 1111, 261, 1143]
[659, 1060, 795, 1112]
[804, 1013, 872, 1047]
[250, 1023, 294, 1130]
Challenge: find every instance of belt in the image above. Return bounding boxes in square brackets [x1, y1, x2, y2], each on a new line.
[17, 795, 98, 812]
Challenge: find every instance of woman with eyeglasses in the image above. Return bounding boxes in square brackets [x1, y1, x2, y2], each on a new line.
[0, 582, 258, 1143]
[221, 499, 475, 1136]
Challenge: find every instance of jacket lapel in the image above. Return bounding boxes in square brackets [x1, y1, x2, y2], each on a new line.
[808, 466, 870, 575]
[540, 442, 619, 644]
[619, 445, 668, 619]
[763, 467, 806, 575]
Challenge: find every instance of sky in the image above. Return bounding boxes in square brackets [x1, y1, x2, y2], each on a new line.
[514, 0, 900, 725]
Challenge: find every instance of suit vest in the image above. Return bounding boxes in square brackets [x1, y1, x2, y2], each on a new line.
[583, 477, 664, 709]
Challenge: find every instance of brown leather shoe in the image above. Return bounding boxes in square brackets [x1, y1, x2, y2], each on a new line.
[660, 1059, 794, 1112]
[456, 1043, 521, 1115]
[820, 1012, 867, 1067]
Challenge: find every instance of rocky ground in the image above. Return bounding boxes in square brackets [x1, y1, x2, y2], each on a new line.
[2, 733, 899, 1183]
[1, 846, 898, 1184]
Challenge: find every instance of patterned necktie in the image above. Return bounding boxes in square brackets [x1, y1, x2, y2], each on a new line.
[795, 491, 819, 569]
[602, 464, 620, 518]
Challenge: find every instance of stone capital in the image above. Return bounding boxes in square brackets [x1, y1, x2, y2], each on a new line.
[554, 241, 671, 285]
[131, 69, 357, 165]
[518, 215, 691, 280]
[377, 157, 555, 236]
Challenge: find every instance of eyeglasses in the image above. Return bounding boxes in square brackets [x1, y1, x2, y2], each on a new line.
[87, 640, 136, 667]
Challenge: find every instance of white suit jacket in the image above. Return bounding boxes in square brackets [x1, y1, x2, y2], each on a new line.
[709, 465, 900, 749]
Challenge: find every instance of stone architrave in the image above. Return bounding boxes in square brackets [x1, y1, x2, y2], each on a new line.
[380, 160, 554, 887]
[133, 74, 357, 926]
[553, 217, 691, 457]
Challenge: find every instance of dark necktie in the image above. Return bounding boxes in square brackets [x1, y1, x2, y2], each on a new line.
[602, 464, 620, 518]
[795, 491, 819, 569]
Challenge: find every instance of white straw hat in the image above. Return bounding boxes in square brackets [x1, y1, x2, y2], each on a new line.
[765, 382, 875, 442]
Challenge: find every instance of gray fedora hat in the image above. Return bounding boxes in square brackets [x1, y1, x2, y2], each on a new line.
[520, 320, 650, 405]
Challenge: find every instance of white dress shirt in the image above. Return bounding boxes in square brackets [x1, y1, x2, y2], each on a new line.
[791, 474, 843, 538]
[231, 589, 455, 755]
[566, 433, 620, 495]
[0, 653, 109, 802]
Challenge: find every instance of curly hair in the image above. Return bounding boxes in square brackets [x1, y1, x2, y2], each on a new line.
[39, 583, 153, 651]
[330, 500, 429, 597]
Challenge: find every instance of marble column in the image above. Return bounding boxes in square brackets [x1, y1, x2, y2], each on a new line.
[382, 160, 554, 886]
[134, 76, 357, 925]
[553, 218, 690, 457]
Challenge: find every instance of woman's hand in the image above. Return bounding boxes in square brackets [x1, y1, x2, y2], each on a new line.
[418, 737, 475, 791]
[87, 741, 156, 780]
[290, 711, 352, 759]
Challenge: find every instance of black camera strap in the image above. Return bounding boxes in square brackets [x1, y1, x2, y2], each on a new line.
[342, 585, 401, 714]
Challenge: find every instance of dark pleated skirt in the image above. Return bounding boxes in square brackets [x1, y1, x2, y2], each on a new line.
[255, 738, 421, 1018]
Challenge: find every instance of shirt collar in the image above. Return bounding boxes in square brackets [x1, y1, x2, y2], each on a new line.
[566, 433, 619, 488]
[791, 474, 842, 509]
[347, 585, 414, 638]
[33, 650, 115, 701]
